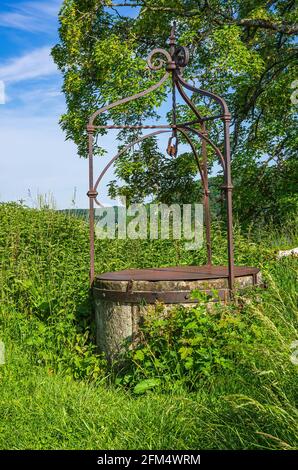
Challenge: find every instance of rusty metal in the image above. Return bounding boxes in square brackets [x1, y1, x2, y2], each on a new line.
[92, 126, 210, 206]
[88, 129, 95, 283]
[174, 78, 203, 122]
[93, 287, 229, 304]
[87, 24, 237, 294]
[88, 72, 170, 126]
[201, 123, 212, 265]
[91, 125, 226, 205]
[176, 128, 207, 193]
[93, 265, 261, 304]
[93, 129, 171, 206]
[180, 125, 226, 170]
[95, 265, 260, 282]
[223, 115, 234, 291]
[176, 74, 230, 115]
[93, 125, 172, 129]
[92, 116, 223, 129]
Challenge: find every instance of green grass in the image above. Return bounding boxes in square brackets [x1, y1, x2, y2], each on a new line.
[0, 203, 297, 449]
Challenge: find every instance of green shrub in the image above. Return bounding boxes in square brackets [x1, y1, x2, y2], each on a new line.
[0, 203, 297, 449]
[0, 203, 106, 381]
[115, 293, 264, 392]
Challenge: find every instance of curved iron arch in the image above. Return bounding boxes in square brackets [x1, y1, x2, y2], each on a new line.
[87, 25, 234, 291]
[178, 125, 226, 171]
[92, 128, 209, 206]
[89, 126, 219, 267]
[93, 130, 172, 206]
[176, 73, 230, 117]
[88, 72, 170, 128]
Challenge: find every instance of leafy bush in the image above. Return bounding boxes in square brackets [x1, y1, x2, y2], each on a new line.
[115, 292, 267, 392]
[0, 203, 297, 449]
[0, 203, 106, 381]
[117, 254, 298, 394]
[0, 202, 296, 384]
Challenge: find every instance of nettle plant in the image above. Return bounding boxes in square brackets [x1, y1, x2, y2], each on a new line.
[117, 290, 265, 393]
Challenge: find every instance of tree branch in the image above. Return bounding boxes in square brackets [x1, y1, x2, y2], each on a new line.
[106, 3, 298, 35]
[223, 17, 298, 35]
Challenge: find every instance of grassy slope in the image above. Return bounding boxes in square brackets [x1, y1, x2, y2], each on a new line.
[0, 203, 297, 449]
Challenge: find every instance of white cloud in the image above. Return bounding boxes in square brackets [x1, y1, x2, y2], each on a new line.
[0, 80, 5, 104]
[0, 116, 118, 209]
[0, 47, 58, 83]
[0, 0, 61, 33]
[23, 0, 61, 17]
[19, 88, 62, 102]
[0, 12, 41, 32]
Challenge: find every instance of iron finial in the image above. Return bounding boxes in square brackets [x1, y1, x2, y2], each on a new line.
[169, 21, 176, 55]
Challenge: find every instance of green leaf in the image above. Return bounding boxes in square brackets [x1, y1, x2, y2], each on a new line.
[133, 349, 145, 362]
[133, 379, 160, 395]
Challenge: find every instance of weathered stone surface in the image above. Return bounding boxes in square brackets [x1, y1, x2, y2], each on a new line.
[94, 268, 262, 360]
[95, 272, 261, 293]
[277, 247, 298, 259]
[95, 298, 133, 359]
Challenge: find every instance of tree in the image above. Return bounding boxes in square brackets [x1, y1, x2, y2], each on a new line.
[52, 0, 298, 224]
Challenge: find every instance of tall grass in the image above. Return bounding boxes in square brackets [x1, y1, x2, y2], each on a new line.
[0, 202, 297, 449]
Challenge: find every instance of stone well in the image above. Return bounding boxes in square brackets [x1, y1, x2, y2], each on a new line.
[93, 265, 261, 360]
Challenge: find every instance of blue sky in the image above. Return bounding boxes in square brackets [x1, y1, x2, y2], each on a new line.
[0, 0, 125, 208]
[0, 1, 201, 209]
[0, 0, 171, 209]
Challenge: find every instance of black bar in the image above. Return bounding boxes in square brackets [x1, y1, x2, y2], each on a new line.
[0, 450, 296, 467]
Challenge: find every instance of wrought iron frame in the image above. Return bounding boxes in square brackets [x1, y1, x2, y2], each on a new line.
[87, 26, 234, 291]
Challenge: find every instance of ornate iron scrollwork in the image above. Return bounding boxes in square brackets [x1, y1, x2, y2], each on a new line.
[173, 46, 189, 69]
[147, 48, 173, 71]
[87, 25, 234, 291]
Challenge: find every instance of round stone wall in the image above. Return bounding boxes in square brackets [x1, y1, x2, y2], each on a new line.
[93, 265, 262, 360]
